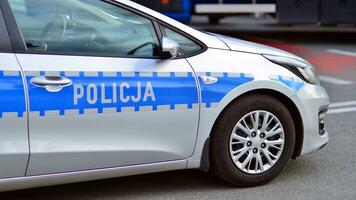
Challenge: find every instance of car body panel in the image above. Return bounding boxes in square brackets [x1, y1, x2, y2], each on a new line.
[206, 32, 305, 61]
[14, 54, 200, 175]
[0, 0, 329, 191]
[290, 84, 329, 155]
[185, 48, 309, 168]
[0, 53, 29, 178]
[0, 159, 186, 191]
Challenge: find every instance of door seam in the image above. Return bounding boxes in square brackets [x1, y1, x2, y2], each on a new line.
[14, 54, 31, 176]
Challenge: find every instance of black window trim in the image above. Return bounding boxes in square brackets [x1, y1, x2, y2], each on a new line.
[2, 0, 206, 59]
[0, 2, 14, 53]
[0, 0, 26, 52]
[157, 21, 207, 59]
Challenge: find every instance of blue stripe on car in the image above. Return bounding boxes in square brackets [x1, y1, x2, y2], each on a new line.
[0, 71, 254, 118]
[0, 71, 26, 118]
[270, 75, 304, 92]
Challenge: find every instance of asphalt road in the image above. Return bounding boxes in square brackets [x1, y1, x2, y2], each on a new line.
[2, 23, 356, 200]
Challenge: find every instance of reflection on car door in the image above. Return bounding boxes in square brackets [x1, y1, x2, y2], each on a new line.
[0, 8, 29, 178]
[18, 55, 199, 175]
[8, 0, 200, 175]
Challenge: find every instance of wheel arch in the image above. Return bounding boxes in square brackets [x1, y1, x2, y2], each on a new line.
[202, 88, 304, 171]
[214, 89, 303, 157]
[196, 79, 306, 171]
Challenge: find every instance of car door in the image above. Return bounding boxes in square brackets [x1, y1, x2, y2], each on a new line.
[0, 5, 29, 178]
[8, 0, 201, 175]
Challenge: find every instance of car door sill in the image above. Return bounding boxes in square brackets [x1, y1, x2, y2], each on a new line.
[0, 159, 187, 192]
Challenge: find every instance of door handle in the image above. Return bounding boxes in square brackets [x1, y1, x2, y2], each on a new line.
[31, 76, 72, 92]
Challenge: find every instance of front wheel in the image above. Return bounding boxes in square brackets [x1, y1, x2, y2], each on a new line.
[210, 94, 295, 187]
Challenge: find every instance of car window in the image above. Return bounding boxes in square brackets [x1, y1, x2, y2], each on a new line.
[8, 0, 160, 57]
[160, 25, 203, 56]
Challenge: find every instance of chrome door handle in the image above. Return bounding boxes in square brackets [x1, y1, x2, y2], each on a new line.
[31, 76, 72, 92]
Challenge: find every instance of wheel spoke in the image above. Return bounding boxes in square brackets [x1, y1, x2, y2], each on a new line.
[265, 139, 284, 146]
[231, 133, 249, 143]
[267, 149, 278, 159]
[256, 153, 264, 172]
[267, 123, 280, 134]
[260, 112, 270, 133]
[269, 144, 283, 150]
[242, 118, 248, 127]
[252, 111, 260, 131]
[232, 147, 249, 160]
[235, 122, 251, 136]
[231, 141, 244, 145]
[267, 128, 283, 138]
[262, 149, 274, 165]
[240, 152, 253, 169]
[247, 156, 253, 170]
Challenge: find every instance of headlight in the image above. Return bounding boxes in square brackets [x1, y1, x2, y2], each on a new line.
[263, 54, 320, 85]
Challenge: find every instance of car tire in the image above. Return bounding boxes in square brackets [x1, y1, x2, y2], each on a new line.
[210, 93, 295, 187]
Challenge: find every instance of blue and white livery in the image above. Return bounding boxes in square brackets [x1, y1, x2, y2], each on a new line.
[0, 0, 328, 191]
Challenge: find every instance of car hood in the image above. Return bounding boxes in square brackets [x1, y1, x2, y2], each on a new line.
[208, 33, 305, 62]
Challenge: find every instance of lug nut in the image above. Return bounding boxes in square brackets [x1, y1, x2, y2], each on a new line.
[260, 133, 265, 138]
[261, 143, 266, 148]
[251, 132, 256, 137]
[247, 141, 252, 147]
[253, 148, 258, 154]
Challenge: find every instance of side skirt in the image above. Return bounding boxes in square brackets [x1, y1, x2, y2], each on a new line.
[0, 159, 187, 192]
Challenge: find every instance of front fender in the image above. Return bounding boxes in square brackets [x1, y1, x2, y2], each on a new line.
[187, 79, 301, 169]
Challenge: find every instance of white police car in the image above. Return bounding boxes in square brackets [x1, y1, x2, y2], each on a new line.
[0, 0, 329, 191]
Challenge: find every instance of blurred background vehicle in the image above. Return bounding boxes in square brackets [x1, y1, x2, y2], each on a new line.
[132, 0, 192, 22]
[132, 0, 356, 25]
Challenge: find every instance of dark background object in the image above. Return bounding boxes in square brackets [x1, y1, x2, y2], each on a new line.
[276, 0, 320, 24]
[321, 0, 356, 24]
[132, 0, 161, 11]
[132, 0, 183, 13]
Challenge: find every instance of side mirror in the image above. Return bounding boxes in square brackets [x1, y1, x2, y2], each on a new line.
[161, 37, 179, 60]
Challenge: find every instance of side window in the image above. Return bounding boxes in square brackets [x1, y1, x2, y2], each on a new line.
[8, 0, 160, 57]
[160, 25, 203, 56]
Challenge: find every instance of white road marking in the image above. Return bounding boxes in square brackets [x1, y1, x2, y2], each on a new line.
[328, 100, 356, 114]
[319, 75, 353, 85]
[328, 106, 356, 115]
[327, 49, 356, 57]
[329, 101, 356, 109]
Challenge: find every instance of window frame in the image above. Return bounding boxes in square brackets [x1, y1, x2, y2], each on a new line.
[1, 0, 26, 52]
[158, 22, 206, 58]
[3, 0, 206, 59]
[3, 0, 166, 59]
[103, 0, 207, 58]
[0, 2, 14, 53]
